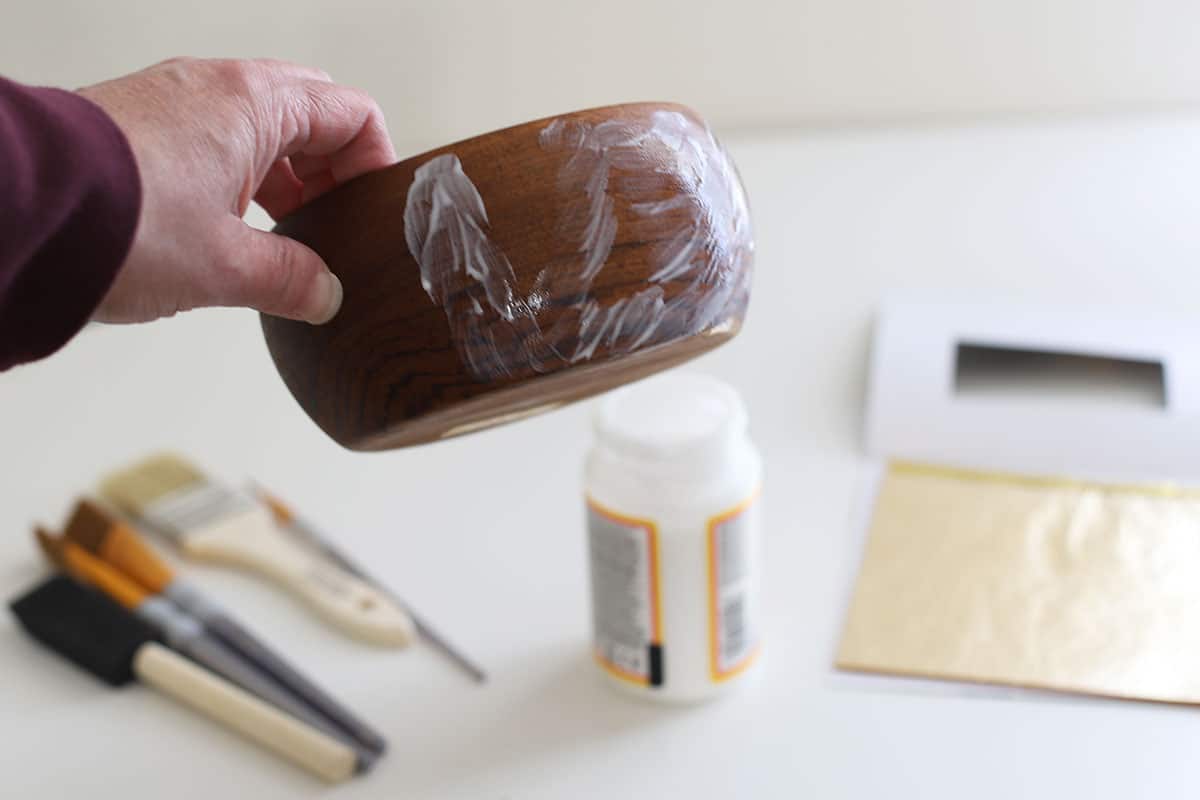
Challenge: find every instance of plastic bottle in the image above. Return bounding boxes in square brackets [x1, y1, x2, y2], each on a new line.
[584, 372, 763, 703]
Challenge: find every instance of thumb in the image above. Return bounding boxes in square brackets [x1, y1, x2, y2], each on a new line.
[220, 224, 343, 323]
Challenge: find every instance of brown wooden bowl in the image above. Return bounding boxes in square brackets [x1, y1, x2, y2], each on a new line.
[261, 102, 754, 450]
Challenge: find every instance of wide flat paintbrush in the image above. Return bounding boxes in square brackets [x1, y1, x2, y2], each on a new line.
[99, 453, 415, 647]
[62, 498, 386, 756]
[36, 524, 376, 771]
[10, 575, 357, 782]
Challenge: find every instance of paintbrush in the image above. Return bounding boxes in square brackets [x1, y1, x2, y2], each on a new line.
[256, 487, 487, 683]
[35, 525, 376, 771]
[61, 498, 387, 756]
[10, 575, 357, 782]
[99, 453, 415, 647]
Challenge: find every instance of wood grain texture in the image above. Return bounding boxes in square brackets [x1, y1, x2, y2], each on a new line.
[262, 102, 754, 450]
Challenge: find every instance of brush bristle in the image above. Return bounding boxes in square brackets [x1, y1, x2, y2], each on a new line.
[34, 527, 64, 567]
[99, 453, 205, 515]
[9, 575, 160, 686]
[63, 499, 115, 553]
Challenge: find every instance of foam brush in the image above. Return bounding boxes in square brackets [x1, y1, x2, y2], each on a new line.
[35, 525, 376, 771]
[10, 575, 357, 782]
[61, 499, 387, 756]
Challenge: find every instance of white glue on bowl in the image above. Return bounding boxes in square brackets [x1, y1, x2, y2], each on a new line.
[584, 372, 763, 703]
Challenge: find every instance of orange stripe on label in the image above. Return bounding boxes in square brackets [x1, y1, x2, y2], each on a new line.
[707, 518, 720, 680]
[647, 527, 662, 643]
[593, 650, 650, 686]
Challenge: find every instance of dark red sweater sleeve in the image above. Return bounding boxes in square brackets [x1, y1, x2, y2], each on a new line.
[0, 76, 141, 370]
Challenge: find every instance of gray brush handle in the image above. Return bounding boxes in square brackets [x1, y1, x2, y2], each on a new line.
[149, 592, 381, 767]
[181, 633, 377, 771]
[200, 613, 388, 754]
[164, 579, 387, 754]
[139, 596, 375, 765]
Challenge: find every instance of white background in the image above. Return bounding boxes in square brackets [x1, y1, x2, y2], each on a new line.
[6, 2, 1200, 797]
[5, 112, 1200, 797]
[6, 1, 1200, 156]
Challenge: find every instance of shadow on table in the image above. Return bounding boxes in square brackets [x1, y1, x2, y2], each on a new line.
[437, 642, 706, 779]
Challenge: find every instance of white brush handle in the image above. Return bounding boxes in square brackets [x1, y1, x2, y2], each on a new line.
[180, 505, 415, 646]
[133, 642, 357, 782]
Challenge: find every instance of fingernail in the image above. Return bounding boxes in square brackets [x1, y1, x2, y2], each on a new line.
[310, 272, 343, 325]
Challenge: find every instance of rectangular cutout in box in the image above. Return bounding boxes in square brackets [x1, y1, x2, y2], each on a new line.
[954, 343, 1166, 408]
[865, 297, 1200, 479]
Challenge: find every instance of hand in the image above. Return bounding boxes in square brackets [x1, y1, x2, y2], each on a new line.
[80, 58, 396, 324]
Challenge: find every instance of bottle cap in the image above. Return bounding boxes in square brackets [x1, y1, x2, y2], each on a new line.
[594, 372, 747, 465]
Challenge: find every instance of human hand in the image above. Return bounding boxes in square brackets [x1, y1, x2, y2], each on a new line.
[80, 57, 396, 324]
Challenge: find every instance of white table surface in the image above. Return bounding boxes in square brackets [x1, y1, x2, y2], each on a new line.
[6, 112, 1200, 799]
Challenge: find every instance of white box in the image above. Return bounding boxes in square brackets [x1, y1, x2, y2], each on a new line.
[865, 293, 1200, 481]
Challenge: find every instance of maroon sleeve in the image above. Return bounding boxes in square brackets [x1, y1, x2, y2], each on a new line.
[0, 76, 142, 371]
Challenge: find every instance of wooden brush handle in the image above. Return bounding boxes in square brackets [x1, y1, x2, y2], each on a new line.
[181, 632, 375, 767]
[138, 596, 371, 763]
[133, 642, 357, 782]
[181, 506, 415, 647]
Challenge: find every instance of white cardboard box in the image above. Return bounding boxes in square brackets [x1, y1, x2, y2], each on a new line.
[865, 293, 1200, 481]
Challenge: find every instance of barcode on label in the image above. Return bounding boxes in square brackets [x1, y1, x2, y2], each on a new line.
[721, 594, 747, 661]
[708, 493, 760, 680]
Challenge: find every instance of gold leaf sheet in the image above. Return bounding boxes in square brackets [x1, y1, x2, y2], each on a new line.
[837, 462, 1200, 703]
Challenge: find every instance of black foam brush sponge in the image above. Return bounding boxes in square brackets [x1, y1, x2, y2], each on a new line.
[10, 575, 161, 686]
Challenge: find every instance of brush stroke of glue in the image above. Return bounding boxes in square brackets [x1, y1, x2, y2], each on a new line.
[402, 110, 754, 381]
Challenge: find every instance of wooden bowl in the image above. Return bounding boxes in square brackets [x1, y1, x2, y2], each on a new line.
[261, 102, 754, 450]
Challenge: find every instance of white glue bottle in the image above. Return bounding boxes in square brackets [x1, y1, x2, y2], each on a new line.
[584, 372, 763, 703]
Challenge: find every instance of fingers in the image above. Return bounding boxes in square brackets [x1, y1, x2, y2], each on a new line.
[289, 153, 338, 204]
[277, 79, 397, 185]
[202, 57, 333, 85]
[247, 68, 396, 220]
[254, 58, 333, 84]
[253, 154, 339, 220]
[255, 158, 304, 220]
[215, 222, 344, 324]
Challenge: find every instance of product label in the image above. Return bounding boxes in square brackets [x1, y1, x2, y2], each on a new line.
[586, 500, 664, 687]
[708, 493, 761, 681]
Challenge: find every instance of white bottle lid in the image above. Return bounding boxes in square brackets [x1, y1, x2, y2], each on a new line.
[593, 372, 747, 466]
